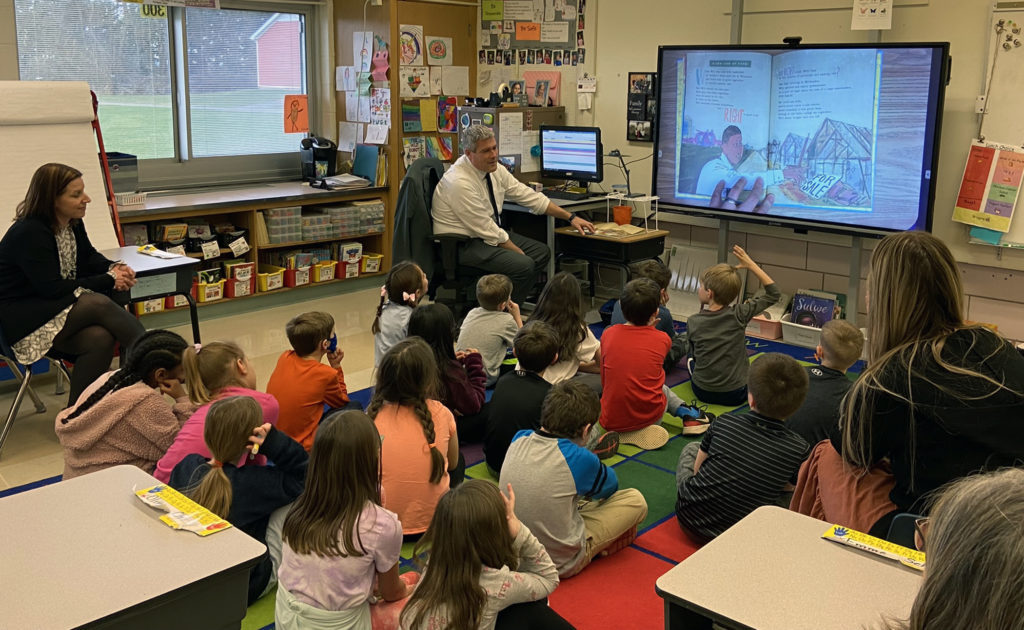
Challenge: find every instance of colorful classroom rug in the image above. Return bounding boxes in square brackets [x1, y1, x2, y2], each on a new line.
[0, 322, 859, 630]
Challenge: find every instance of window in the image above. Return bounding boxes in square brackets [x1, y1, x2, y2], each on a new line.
[14, 0, 312, 187]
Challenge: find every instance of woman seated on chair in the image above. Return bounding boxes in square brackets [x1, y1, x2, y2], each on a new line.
[828, 231, 1024, 535]
[0, 163, 145, 404]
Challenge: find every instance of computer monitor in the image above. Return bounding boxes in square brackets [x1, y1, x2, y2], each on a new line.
[539, 126, 603, 183]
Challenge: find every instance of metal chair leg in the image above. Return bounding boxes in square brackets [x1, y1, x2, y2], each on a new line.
[52, 359, 68, 396]
[7, 358, 45, 414]
[0, 371, 34, 457]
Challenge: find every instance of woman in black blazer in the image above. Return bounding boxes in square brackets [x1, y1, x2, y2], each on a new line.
[0, 163, 145, 403]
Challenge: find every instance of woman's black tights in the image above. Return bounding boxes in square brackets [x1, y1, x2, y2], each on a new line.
[51, 293, 145, 403]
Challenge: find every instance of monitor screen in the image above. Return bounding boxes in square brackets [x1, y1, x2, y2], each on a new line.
[540, 126, 603, 183]
[652, 43, 949, 237]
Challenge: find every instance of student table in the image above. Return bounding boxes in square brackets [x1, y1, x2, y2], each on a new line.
[0, 465, 265, 629]
[655, 506, 922, 630]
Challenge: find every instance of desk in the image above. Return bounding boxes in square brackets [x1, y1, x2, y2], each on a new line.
[655, 506, 921, 630]
[0, 465, 265, 629]
[105, 247, 202, 343]
[503, 197, 607, 279]
[555, 226, 669, 296]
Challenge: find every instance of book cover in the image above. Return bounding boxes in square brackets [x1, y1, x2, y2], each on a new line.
[790, 292, 837, 328]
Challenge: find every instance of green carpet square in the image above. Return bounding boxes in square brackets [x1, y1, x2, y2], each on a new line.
[465, 461, 498, 483]
[612, 460, 677, 531]
[668, 381, 745, 418]
[636, 435, 689, 472]
[617, 444, 643, 457]
[602, 453, 626, 466]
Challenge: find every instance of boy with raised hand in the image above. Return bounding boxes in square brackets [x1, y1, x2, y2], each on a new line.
[266, 311, 360, 451]
[500, 380, 648, 577]
[600, 278, 713, 451]
[686, 244, 781, 406]
[675, 353, 811, 540]
[457, 273, 523, 387]
[787, 319, 864, 448]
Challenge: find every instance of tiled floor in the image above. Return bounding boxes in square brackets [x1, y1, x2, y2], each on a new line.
[0, 286, 384, 490]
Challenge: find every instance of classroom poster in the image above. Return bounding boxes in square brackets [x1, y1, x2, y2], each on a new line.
[953, 140, 1024, 233]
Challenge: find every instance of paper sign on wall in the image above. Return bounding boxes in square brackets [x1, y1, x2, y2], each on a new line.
[482, 0, 504, 20]
[540, 21, 569, 43]
[953, 140, 1024, 233]
[516, 22, 541, 41]
[283, 95, 308, 133]
[442, 66, 470, 95]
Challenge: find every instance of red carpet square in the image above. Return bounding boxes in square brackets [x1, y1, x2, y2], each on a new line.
[632, 518, 704, 564]
[549, 547, 673, 630]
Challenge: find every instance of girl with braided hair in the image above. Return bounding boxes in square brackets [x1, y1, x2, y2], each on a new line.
[370, 337, 463, 536]
[55, 329, 195, 480]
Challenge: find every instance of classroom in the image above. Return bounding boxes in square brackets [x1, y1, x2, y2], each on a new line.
[2, 1, 1024, 629]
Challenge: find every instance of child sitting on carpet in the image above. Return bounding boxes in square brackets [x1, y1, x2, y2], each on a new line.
[169, 396, 308, 604]
[400, 480, 567, 630]
[409, 303, 487, 441]
[456, 274, 523, 387]
[675, 353, 810, 540]
[786, 319, 863, 449]
[276, 411, 416, 630]
[686, 245, 781, 406]
[484, 321, 558, 473]
[267, 311, 360, 452]
[154, 340, 279, 483]
[500, 380, 648, 578]
[600, 279, 712, 450]
[55, 329, 194, 480]
[517, 271, 600, 391]
[609, 259, 686, 372]
[373, 260, 428, 367]
[369, 337, 462, 536]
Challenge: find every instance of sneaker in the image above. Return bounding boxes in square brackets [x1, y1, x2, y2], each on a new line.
[678, 401, 715, 436]
[619, 424, 670, 450]
[591, 431, 620, 460]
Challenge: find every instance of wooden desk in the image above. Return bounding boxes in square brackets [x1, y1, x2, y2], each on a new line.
[0, 465, 265, 630]
[655, 507, 921, 630]
[503, 198, 608, 279]
[105, 247, 202, 343]
[555, 226, 669, 296]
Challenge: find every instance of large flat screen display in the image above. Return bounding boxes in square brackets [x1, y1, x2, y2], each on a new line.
[652, 43, 950, 236]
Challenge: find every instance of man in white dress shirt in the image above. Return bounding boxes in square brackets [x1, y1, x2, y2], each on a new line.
[432, 125, 595, 304]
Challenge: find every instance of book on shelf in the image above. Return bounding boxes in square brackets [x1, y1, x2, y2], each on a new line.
[754, 291, 790, 321]
[323, 173, 370, 189]
[253, 212, 270, 246]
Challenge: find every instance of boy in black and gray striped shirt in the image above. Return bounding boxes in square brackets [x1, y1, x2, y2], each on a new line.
[675, 353, 811, 540]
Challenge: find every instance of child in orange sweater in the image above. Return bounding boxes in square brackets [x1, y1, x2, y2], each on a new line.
[267, 311, 361, 451]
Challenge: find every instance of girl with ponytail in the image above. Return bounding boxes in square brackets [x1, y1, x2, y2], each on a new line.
[55, 329, 194, 479]
[154, 340, 280, 482]
[369, 337, 463, 536]
[372, 260, 428, 367]
[168, 395, 308, 605]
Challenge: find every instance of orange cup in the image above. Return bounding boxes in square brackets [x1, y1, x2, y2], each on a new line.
[613, 205, 632, 225]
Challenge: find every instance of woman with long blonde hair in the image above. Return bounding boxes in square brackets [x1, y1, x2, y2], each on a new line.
[886, 468, 1024, 630]
[833, 231, 1024, 533]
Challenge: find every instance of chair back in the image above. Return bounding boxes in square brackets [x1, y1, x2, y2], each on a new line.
[392, 157, 445, 277]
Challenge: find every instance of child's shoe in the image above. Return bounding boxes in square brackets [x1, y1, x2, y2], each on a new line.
[619, 424, 670, 449]
[591, 431, 620, 460]
[676, 401, 715, 436]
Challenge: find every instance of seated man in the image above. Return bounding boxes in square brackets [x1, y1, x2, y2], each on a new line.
[431, 124, 595, 304]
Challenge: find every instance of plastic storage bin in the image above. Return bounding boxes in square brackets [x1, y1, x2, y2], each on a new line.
[312, 260, 337, 282]
[257, 264, 285, 292]
[361, 253, 383, 273]
[133, 298, 164, 316]
[746, 315, 783, 340]
[284, 266, 311, 288]
[225, 277, 255, 298]
[198, 280, 226, 303]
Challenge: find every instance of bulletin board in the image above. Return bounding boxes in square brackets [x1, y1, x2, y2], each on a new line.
[480, 0, 586, 69]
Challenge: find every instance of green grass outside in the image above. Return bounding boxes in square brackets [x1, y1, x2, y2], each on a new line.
[96, 88, 302, 160]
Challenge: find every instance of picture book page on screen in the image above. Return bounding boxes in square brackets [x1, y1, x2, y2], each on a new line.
[654, 46, 946, 234]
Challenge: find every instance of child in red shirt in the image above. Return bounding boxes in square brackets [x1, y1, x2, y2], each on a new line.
[600, 279, 713, 450]
[267, 311, 361, 451]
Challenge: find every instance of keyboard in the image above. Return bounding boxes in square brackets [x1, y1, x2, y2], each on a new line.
[545, 189, 592, 201]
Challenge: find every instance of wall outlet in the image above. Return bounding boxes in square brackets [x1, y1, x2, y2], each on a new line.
[975, 95, 987, 114]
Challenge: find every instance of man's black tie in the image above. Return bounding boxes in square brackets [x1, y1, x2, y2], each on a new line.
[485, 172, 501, 227]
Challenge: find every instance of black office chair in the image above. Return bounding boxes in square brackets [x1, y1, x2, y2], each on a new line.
[0, 325, 73, 457]
[393, 157, 484, 318]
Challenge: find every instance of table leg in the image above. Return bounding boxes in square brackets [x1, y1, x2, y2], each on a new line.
[664, 600, 714, 630]
[184, 293, 201, 344]
[546, 215, 555, 280]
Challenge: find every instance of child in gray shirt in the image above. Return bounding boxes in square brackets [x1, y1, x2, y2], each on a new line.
[686, 245, 780, 406]
[457, 274, 523, 387]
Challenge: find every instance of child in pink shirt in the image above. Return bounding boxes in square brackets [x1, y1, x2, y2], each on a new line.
[154, 340, 279, 482]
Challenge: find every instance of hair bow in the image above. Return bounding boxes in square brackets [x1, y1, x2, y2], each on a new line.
[380, 285, 388, 299]
[194, 343, 202, 354]
[403, 291, 416, 303]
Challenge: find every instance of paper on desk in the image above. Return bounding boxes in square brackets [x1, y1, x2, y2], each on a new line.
[137, 244, 183, 259]
[136, 484, 232, 537]
[338, 121, 360, 152]
[498, 113, 523, 154]
[822, 524, 924, 571]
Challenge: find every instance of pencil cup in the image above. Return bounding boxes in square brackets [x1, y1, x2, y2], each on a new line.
[613, 205, 632, 225]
